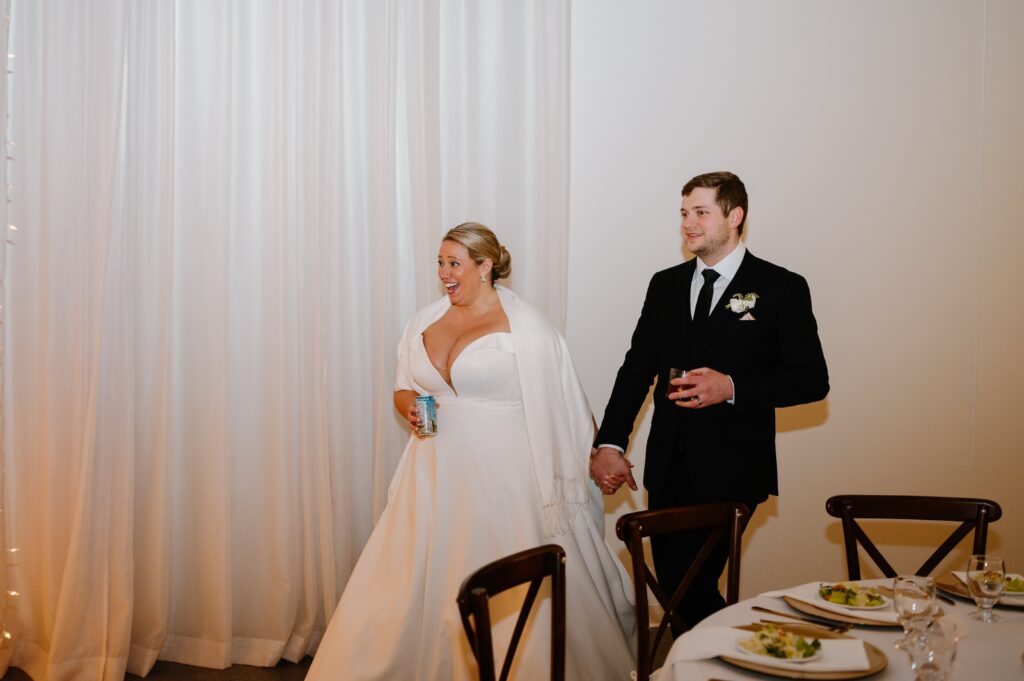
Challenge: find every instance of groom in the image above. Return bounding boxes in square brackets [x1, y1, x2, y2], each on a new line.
[590, 171, 829, 627]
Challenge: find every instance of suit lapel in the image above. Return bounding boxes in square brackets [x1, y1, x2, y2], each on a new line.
[680, 258, 697, 316]
[678, 259, 698, 359]
[694, 251, 757, 356]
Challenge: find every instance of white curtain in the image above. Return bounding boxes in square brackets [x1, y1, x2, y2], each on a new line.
[1, 1, 569, 679]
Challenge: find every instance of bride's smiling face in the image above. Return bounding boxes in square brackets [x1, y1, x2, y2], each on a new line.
[438, 240, 491, 305]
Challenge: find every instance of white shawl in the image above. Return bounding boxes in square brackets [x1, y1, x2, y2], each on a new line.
[394, 286, 603, 538]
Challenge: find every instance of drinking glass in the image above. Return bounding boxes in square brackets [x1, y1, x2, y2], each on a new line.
[965, 554, 1005, 623]
[665, 368, 693, 400]
[893, 575, 936, 648]
[903, 618, 958, 681]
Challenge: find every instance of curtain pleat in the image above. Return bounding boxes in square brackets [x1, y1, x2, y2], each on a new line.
[2, 1, 569, 679]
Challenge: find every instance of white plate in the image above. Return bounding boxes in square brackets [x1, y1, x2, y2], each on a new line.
[735, 639, 823, 664]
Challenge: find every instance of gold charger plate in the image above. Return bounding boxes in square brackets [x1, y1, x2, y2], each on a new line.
[783, 596, 902, 628]
[935, 572, 1024, 609]
[719, 623, 887, 680]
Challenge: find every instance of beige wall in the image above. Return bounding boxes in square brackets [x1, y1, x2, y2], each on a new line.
[567, 0, 1024, 597]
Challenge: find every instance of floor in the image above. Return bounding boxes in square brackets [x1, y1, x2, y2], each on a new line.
[0, 627, 665, 679]
[1, 658, 312, 681]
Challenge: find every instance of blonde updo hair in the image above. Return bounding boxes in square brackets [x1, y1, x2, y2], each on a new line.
[443, 222, 512, 285]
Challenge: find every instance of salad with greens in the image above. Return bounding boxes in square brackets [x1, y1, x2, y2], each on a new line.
[1005, 575, 1024, 594]
[818, 582, 886, 608]
[737, 624, 821, 660]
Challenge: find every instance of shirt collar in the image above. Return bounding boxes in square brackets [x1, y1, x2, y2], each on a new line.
[696, 241, 746, 281]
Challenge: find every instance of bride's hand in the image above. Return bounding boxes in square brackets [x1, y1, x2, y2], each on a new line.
[404, 405, 423, 435]
[394, 390, 425, 436]
[589, 447, 637, 495]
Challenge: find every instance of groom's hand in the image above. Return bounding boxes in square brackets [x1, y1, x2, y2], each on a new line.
[675, 367, 733, 409]
[589, 447, 637, 495]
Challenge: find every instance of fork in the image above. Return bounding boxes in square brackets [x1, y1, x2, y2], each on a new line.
[751, 605, 853, 632]
[759, 617, 852, 634]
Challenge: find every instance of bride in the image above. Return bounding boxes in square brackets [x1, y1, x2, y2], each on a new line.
[306, 223, 635, 680]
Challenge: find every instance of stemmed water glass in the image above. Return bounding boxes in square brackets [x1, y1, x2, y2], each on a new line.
[892, 575, 936, 649]
[965, 554, 1005, 623]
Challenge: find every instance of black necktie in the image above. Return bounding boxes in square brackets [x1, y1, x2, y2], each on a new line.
[693, 268, 720, 332]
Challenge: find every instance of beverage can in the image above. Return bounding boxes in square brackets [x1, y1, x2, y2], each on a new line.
[415, 395, 437, 437]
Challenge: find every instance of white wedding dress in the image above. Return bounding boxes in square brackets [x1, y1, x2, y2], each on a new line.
[306, 331, 636, 680]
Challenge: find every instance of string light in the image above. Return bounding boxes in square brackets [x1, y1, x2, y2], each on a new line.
[1, 0, 14, 666]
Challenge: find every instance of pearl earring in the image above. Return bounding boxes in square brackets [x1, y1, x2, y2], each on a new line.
[480, 274, 487, 283]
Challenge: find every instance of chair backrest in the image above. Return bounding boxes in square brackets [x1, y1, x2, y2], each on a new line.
[825, 495, 1002, 580]
[456, 544, 566, 681]
[615, 502, 749, 681]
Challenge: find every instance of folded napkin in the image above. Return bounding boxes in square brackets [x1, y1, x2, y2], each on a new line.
[661, 626, 871, 672]
[952, 571, 1024, 605]
[761, 581, 900, 624]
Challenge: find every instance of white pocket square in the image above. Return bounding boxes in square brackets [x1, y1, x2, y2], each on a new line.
[739, 312, 756, 321]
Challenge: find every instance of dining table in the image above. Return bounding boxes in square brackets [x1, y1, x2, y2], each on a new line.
[651, 577, 1024, 680]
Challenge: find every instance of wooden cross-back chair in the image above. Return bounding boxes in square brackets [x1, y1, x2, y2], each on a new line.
[616, 502, 749, 681]
[825, 494, 1002, 580]
[456, 544, 566, 681]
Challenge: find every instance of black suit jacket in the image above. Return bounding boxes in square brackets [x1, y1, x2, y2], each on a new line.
[596, 251, 829, 502]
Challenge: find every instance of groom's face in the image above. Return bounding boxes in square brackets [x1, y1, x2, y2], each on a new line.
[680, 187, 739, 265]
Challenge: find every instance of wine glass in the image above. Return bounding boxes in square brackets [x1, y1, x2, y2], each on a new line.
[893, 575, 936, 648]
[965, 554, 1005, 623]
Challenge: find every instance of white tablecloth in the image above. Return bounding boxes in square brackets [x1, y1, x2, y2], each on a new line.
[652, 579, 1024, 680]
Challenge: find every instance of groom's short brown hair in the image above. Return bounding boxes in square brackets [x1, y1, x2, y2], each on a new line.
[682, 171, 749, 235]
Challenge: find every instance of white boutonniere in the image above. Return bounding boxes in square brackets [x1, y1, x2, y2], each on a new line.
[725, 292, 759, 314]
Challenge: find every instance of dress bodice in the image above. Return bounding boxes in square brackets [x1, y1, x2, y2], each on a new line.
[411, 332, 522, 404]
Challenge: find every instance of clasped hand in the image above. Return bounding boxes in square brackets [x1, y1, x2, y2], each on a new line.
[665, 367, 732, 408]
[589, 447, 637, 496]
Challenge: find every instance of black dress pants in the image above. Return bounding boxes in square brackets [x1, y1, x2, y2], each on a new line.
[647, 478, 761, 631]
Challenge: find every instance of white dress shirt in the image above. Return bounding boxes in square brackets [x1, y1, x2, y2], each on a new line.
[691, 241, 746, 318]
